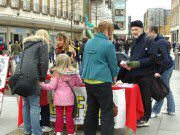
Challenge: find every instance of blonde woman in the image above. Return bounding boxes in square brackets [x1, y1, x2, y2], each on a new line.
[40, 54, 82, 135]
[55, 32, 76, 65]
[15, 29, 49, 135]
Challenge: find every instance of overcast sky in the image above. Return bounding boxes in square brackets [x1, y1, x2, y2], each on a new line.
[126, 0, 171, 21]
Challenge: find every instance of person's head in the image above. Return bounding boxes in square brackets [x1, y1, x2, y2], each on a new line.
[82, 37, 89, 44]
[97, 21, 114, 39]
[146, 25, 158, 38]
[54, 54, 76, 75]
[56, 32, 70, 51]
[35, 29, 50, 44]
[130, 20, 144, 38]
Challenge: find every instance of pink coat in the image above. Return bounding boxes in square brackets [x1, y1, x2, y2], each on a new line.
[40, 73, 82, 106]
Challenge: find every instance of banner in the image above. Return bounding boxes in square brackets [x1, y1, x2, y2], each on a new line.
[50, 87, 126, 128]
[0, 56, 9, 89]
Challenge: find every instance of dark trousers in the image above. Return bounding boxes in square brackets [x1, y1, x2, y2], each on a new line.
[40, 104, 50, 127]
[135, 76, 153, 122]
[84, 83, 114, 135]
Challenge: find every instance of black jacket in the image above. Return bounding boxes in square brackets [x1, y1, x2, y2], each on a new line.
[125, 32, 158, 78]
[15, 36, 49, 95]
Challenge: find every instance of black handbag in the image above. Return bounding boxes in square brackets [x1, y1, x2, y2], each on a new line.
[9, 50, 37, 97]
[151, 77, 169, 101]
[66, 81, 78, 118]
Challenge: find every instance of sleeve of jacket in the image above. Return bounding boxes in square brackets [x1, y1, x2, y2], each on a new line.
[39, 42, 49, 82]
[40, 77, 59, 90]
[106, 43, 119, 78]
[139, 39, 158, 67]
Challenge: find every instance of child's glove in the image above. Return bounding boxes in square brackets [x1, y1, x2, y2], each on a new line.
[126, 61, 140, 68]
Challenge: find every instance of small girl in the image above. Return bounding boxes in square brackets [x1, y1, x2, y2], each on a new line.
[39, 54, 82, 135]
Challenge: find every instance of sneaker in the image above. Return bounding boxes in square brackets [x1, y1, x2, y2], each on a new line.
[137, 121, 149, 127]
[162, 110, 175, 115]
[56, 132, 63, 135]
[42, 126, 53, 132]
[150, 112, 157, 118]
[169, 112, 175, 115]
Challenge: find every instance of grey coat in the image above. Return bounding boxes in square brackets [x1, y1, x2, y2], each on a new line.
[15, 36, 49, 95]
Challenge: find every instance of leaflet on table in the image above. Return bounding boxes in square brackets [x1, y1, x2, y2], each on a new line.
[117, 83, 133, 88]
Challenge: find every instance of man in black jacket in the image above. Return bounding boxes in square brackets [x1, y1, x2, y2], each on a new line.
[120, 20, 158, 127]
[147, 25, 175, 117]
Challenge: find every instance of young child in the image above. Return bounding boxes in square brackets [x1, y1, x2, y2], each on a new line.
[39, 54, 82, 135]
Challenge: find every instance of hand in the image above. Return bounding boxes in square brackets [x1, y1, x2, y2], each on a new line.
[112, 77, 117, 86]
[120, 61, 132, 70]
[154, 73, 161, 78]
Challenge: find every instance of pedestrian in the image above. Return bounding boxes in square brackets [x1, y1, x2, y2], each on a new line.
[11, 41, 22, 63]
[49, 41, 55, 64]
[40, 54, 82, 135]
[15, 29, 49, 135]
[146, 25, 175, 117]
[119, 20, 158, 127]
[172, 42, 176, 52]
[81, 21, 119, 135]
[124, 39, 131, 55]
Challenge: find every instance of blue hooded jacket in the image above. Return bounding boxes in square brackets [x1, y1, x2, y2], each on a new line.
[154, 34, 173, 74]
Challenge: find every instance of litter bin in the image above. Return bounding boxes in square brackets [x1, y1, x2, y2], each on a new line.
[175, 52, 180, 70]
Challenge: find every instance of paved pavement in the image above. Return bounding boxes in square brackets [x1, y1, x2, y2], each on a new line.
[0, 70, 180, 135]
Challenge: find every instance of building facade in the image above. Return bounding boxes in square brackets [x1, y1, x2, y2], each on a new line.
[171, 0, 180, 43]
[0, 0, 85, 46]
[113, 0, 128, 39]
[90, 0, 113, 26]
[144, 8, 172, 39]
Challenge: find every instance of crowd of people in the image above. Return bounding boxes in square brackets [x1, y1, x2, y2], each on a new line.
[5, 20, 177, 135]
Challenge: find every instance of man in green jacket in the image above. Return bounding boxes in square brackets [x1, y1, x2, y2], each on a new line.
[82, 21, 119, 135]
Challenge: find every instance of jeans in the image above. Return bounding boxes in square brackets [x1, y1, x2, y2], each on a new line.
[152, 66, 175, 114]
[84, 83, 114, 135]
[23, 94, 42, 135]
[55, 106, 74, 134]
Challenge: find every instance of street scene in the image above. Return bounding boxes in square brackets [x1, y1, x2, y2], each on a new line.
[0, 0, 180, 135]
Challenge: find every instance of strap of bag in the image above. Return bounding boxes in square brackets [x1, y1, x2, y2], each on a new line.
[66, 81, 76, 97]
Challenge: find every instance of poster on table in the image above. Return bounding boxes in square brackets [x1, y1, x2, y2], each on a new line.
[0, 56, 9, 89]
[50, 86, 126, 128]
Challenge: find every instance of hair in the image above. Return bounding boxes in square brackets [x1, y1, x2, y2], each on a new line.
[56, 32, 71, 51]
[53, 54, 77, 75]
[97, 21, 114, 34]
[82, 37, 89, 44]
[35, 29, 49, 44]
[148, 25, 159, 34]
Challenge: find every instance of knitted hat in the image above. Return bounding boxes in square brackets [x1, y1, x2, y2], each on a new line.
[130, 20, 143, 28]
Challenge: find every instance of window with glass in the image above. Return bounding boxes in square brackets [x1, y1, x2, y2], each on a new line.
[11, 0, 20, 8]
[34, 0, 40, 12]
[57, 0, 61, 17]
[50, 0, 55, 15]
[0, 0, 6, 6]
[62, 0, 66, 18]
[23, 0, 30, 10]
[42, 0, 48, 14]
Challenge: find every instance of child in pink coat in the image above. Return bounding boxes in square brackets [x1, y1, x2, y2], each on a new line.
[40, 54, 82, 135]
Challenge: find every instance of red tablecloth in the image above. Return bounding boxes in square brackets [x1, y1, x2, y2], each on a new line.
[18, 76, 144, 132]
[113, 84, 144, 132]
